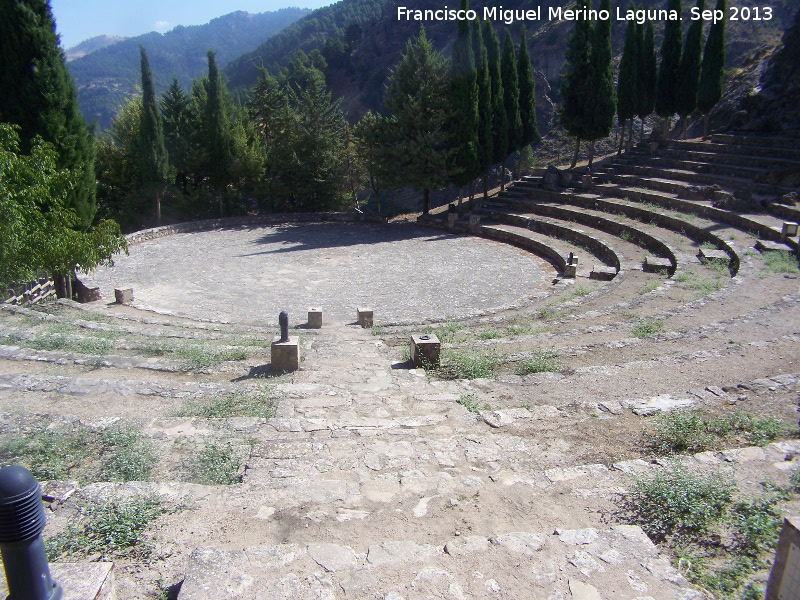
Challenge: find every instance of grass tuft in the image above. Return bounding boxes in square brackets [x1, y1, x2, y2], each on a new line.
[515, 350, 560, 375]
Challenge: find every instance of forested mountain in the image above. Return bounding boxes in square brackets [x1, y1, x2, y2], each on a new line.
[224, 0, 797, 130]
[65, 35, 125, 61]
[68, 8, 309, 129]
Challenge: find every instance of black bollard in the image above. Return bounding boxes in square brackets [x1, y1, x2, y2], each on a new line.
[568, 252, 574, 266]
[279, 311, 289, 343]
[0, 465, 62, 600]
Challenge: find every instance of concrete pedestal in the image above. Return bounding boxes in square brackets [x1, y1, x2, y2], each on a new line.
[643, 256, 673, 273]
[271, 337, 299, 372]
[357, 308, 373, 327]
[590, 266, 617, 281]
[114, 288, 133, 304]
[782, 221, 799, 239]
[411, 334, 440, 368]
[699, 248, 729, 262]
[307, 308, 322, 329]
[563, 264, 577, 278]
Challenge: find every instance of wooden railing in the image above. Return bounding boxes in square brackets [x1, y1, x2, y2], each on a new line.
[3, 278, 55, 306]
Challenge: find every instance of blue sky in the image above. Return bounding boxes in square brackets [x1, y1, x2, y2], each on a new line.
[50, 0, 335, 49]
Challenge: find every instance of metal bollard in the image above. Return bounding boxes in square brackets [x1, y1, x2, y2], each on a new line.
[0, 465, 62, 600]
[278, 311, 289, 343]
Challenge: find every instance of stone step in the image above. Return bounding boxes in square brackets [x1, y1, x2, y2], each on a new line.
[655, 147, 800, 170]
[667, 139, 800, 160]
[615, 154, 769, 180]
[711, 132, 800, 149]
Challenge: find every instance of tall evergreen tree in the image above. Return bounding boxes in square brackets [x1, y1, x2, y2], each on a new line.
[448, 0, 480, 211]
[0, 0, 97, 229]
[617, 9, 639, 153]
[637, 19, 658, 140]
[697, 0, 726, 139]
[483, 21, 508, 175]
[516, 25, 540, 178]
[203, 50, 235, 216]
[138, 45, 171, 225]
[500, 31, 521, 189]
[161, 77, 192, 194]
[584, 0, 616, 168]
[677, 0, 706, 138]
[655, 0, 683, 138]
[560, 0, 594, 168]
[384, 27, 450, 214]
[472, 21, 493, 201]
[354, 110, 399, 215]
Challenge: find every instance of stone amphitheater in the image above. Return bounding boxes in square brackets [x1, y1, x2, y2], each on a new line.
[1, 133, 800, 599]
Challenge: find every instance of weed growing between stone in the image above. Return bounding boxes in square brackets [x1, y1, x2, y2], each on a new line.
[631, 318, 664, 338]
[424, 321, 464, 344]
[476, 327, 501, 340]
[176, 389, 276, 419]
[638, 278, 661, 295]
[173, 343, 249, 369]
[643, 411, 783, 455]
[437, 348, 501, 379]
[760, 250, 800, 274]
[1, 423, 156, 483]
[514, 350, 560, 375]
[187, 439, 243, 485]
[620, 465, 796, 598]
[46, 496, 170, 561]
[458, 393, 489, 413]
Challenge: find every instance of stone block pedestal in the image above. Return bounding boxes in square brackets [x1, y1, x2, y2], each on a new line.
[643, 256, 673, 273]
[766, 516, 800, 598]
[114, 288, 133, 304]
[590, 266, 617, 281]
[307, 308, 322, 329]
[411, 334, 440, 368]
[782, 221, 799, 239]
[357, 308, 373, 327]
[563, 264, 577, 278]
[271, 337, 299, 372]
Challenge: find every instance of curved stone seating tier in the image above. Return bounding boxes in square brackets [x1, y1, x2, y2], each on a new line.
[667, 140, 800, 161]
[653, 147, 800, 171]
[711, 132, 800, 149]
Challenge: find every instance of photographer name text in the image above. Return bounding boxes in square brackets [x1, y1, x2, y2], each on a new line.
[396, 5, 773, 24]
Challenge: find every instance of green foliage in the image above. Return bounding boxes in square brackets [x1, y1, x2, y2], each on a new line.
[188, 440, 243, 485]
[515, 350, 560, 375]
[439, 348, 500, 380]
[500, 31, 522, 158]
[677, 0, 706, 119]
[631, 318, 664, 337]
[585, 0, 616, 142]
[760, 250, 800, 274]
[483, 21, 508, 166]
[637, 21, 658, 121]
[617, 10, 640, 124]
[656, 0, 683, 120]
[177, 390, 276, 419]
[46, 496, 168, 561]
[0, 124, 127, 284]
[354, 110, 399, 214]
[472, 21, 494, 180]
[560, 0, 594, 142]
[622, 465, 734, 542]
[517, 26, 540, 151]
[459, 393, 488, 413]
[173, 343, 248, 370]
[698, 0, 726, 116]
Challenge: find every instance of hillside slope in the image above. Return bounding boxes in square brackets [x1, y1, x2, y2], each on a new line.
[68, 8, 309, 129]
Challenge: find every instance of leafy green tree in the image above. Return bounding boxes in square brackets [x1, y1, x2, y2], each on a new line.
[354, 110, 401, 215]
[1, 124, 126, 295]
[0, 0, 97, 229]
[483, 21, 508, 175]
[161, 77, 192, 194]
[500, 31, 522, 188]
[516, 25, 540, 179]
[584, 0, 616, 168]
[677, 0, 706, 138]
[637, 19, 658, 140]
[560, 0, 594, 168]
[384, 27, 450, 214]
[472, 21, 493, 201]
[138, 45, 172, 225]
[697, 0, 726, 139]
[656, 0, 683, 138]
[617, 9, 639, 153]
[448, 0, 480, 211]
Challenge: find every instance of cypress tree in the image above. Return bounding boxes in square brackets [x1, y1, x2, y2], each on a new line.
[138, 45, 171, 225]
[517, 25, 540, 178]
[471, 21, 493, 201]
[677, 0, 706, 138]
[447, 0, 479, 210]
[655, 0, 683, 138]
[500, 31, 521, 189]
[0, 0, 97, 229]
[204, 50, 234, 216]
[697, 0, 726, 139]
[637, 19, 658, 140]
[560, 0, 594, 168]
[584, 0, 616, 168]
[617, 10, 639, 154]
[161, 77, 192, 194]
[483, 21, 508, 174]
[384, 27, 450, 214]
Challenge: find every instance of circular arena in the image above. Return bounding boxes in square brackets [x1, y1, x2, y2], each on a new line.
[89, 221, 555, 324]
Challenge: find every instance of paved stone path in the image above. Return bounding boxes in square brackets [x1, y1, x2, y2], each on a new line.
[89, 223, 553, 325]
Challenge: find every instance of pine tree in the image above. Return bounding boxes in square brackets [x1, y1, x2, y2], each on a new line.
[697, 0, 726, 139]
[448, 0, 480, 210]
[516, 25, 540, 178]
[584, 0, 616, 168]
[138, 45, 171, 225]
[655, 0, 683, 138]
[0, 0, 97, 230]
[161, 77, 192, 194]
[560, 0, 594, 168]
[500, 31, 522, 189]
[617, 9, 639, 153]
[637, 19, 658, 140]
[483, 21, 508, 175]
[471, 21, 493, 201]
[677, 0, 706, 138]
[354, 110, 399, 215]
[384, 27, 450, 214]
